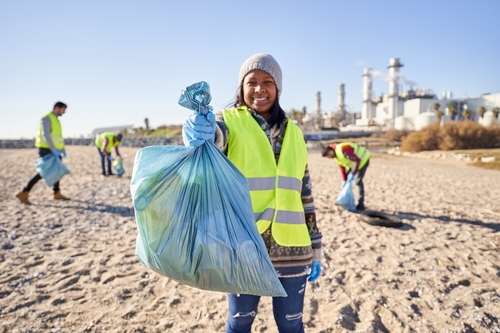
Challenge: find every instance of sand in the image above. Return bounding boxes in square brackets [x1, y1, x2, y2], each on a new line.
[1, 146, 499, 333]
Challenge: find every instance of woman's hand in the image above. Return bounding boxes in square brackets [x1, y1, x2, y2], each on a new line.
[307, 260, 321, 283]
[182, 112, 216, 147]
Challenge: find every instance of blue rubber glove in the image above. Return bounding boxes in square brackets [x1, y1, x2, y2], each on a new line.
[108, 156, 114, 162]
[53, 150, 61, 158]
[307, 261, 321, 283]
[60, 151, 67, 158]
[347, 173, 355, 182]
[182, 112, 216, 147]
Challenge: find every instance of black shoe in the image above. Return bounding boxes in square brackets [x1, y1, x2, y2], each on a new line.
[356, 204, 365, 211]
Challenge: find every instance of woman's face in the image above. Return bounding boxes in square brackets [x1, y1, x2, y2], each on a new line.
[242, 69, 277, 120]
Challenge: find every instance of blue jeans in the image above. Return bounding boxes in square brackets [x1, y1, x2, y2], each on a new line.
[226, 275, 307, 333]
[97, 147, 112, 175]
[355, 160, 369, 210]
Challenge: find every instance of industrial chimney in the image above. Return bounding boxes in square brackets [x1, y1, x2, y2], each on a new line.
[387, 58, 403, 120]
[315, 91, 321, 115]
[362, 68, 372, 120]
[337, 83, 345, 120]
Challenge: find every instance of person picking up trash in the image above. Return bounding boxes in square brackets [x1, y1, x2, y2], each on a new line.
[183, 53, 323, 333]
[322, 142, 371, 211]
[16, 101, 70, 204]
[95, 132, 122, 176]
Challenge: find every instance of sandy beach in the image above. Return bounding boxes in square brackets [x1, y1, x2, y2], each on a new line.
[1, 146, 499, 333]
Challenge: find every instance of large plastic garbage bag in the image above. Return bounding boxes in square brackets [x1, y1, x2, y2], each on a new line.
[112, 157, 125, 177]
[35, 153, 71, 187]
[131, 81, 286, 297]
[335, 178, 356, 212]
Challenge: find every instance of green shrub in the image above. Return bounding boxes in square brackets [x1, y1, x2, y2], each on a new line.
[401, 121, 500, 152]
[149, 128, 183, 137]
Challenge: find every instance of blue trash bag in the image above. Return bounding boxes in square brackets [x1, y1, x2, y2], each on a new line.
[131, 81, 286, 297]
[335, 178, 356, 212]
[112, 157, 125, 176]
[35, 153, 71, 187]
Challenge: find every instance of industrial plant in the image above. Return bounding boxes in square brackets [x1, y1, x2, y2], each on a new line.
[294, 58, 500, 132]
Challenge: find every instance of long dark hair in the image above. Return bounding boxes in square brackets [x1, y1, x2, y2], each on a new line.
[230, 86, 286, 128]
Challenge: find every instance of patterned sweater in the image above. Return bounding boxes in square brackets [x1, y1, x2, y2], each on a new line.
[214, 109, 322, 278]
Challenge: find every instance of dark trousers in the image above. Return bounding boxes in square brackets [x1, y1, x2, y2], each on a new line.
[23, 148, 60, 194]
[97, 148, 112, 175]
[355, 160, 369, 209]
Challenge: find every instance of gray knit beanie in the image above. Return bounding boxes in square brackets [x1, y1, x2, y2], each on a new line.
[238, 53, 282, 97]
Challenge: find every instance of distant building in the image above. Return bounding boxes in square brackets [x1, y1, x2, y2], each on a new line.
[90, 125, 134, 137]
[356, 58, 500, 130]
[299, 84, 354, 131]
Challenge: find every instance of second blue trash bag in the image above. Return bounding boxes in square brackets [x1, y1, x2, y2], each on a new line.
[131, 81, 286, 297]
[35, 153, 71, 187]
[112, 157, 125, 177]
[335, 178, 356, 212]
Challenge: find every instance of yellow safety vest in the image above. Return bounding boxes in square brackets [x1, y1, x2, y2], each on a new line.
[35, 112, 64, 150]
[333, 142, 370, 171]
[223, 107, 311, 247]
[95, 132, 119, 153]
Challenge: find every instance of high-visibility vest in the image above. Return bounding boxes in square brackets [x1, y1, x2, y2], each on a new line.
[223, 107, 311, 247]
[35, 112, 64, 150]
[95, 132, 119, 153]
[333, 142, 370, 171]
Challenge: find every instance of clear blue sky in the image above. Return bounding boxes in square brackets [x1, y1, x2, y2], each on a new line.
[1, 0, 499, 139]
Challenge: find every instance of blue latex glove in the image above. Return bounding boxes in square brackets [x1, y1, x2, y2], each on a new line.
[60, 151, 67, 158]
[182, 112, 216, 147]
[347, 173, 355, 182]
[307, 261, 321, 283]
[179, 81, 216, 147]
[108, 156, 115, 162]
[53, 150, 61, 158]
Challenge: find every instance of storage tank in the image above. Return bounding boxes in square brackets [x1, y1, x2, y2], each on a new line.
[478, 116, 483, 126]
[394, 116, 407, 130]
[415, 111, 436, 130]
[482, 111, 495, 127]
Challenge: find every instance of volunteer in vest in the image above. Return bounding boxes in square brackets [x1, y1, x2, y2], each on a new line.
[16, 101, 70, 204]
[95, 132, 122, 176]
[322, 142, 371, 211]
[182, 53, 322, 333]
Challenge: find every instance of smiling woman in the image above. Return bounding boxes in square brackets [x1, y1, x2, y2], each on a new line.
[181, 53, 323, 333]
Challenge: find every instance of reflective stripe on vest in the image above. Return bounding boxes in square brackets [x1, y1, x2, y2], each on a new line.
[247, 176, 303, 193]
[334, 142, 370, 170]
[254, 208, 275, 223]
[95, 132, 119, 153]
[355, 145, 367, 160]
[35, 112, 64, 150]
[223, 106, 311, 247]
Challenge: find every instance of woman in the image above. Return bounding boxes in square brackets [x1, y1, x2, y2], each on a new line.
[183, 53, 322, 333]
